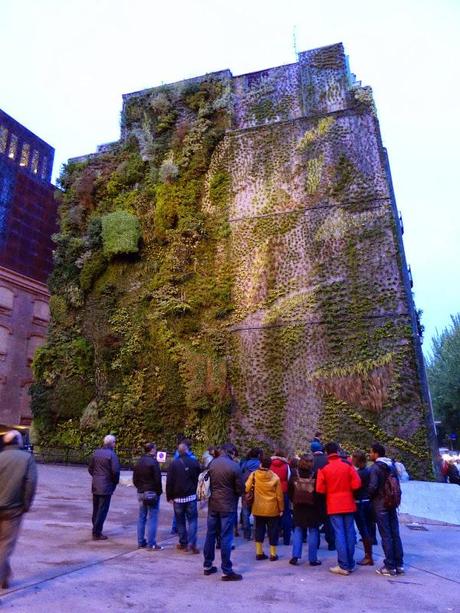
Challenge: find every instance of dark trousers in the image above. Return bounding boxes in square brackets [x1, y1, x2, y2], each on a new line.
[320, 517, 336, 549]
[280, 492, 292, 545]
[203, 511, 236, 575]
[92, 494, 112, 536]
[0, 508, 23, 584]
[254, 515, 279, 546]
[375, 508, 404, 570]
[354, 500, 375, 541]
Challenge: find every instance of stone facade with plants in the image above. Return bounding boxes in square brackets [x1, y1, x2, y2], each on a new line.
[31, 43, 436, 477]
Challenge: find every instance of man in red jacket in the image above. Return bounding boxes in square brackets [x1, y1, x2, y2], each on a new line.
[316, 442, 361, 575]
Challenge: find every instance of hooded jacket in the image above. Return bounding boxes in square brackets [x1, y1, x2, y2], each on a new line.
[316, 453, 361, 514]
[368, 457, 399, 510]
[270, 456, 290, 493]
[240, 458, 260, 480]
[247, 468, 284, 517]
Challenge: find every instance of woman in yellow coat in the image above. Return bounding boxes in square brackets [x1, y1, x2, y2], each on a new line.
[245, 455, 284, 561]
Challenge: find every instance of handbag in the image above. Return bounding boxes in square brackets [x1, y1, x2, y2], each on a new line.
[142, 491, 158, 506]
[243, 472, 256, 508]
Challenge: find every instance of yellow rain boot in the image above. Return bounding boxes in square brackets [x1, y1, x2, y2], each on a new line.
[256, 542, 267, 560]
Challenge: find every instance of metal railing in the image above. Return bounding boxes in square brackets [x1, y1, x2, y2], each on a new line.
[33, 445, 174, 470]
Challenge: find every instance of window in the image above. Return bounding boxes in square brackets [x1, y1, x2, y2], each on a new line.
[20, 142, 30, 167]
[31, 150, 39, 174]
[20, 382, 33, 415]
[0, 325, 10, 357]
[32, 300, 50, 322]
[0, 126, 7, 153]
[27, 335, 45, 364]
[0, 287, 14, 310]
[41, 156, 49, 180]
[8, 134, 18, 160]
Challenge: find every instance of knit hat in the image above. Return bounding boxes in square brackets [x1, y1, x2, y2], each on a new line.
[310, 441, 323, 453]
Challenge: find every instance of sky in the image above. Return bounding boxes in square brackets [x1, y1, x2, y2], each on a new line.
[1, 0, 459, 353]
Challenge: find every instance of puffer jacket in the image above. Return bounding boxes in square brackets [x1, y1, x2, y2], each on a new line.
[270, 456, 290, 493]
[208, 454, 244, 513]
[316, 454, 361, 514]
[247, 468, 284, 517]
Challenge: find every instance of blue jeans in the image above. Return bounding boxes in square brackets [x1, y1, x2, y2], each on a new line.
[375, 508, 404, 570]
[330, 513, 356, 571]
[137, 495, 160, 547]
[280, 492, 292, 545]
[292, 526, 319, 562]
[174, 500, 198, 547]
[203, 511, 236, 575]
[241, 504, 252, 538]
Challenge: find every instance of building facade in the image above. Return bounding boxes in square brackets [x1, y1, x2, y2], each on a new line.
[34, 43, 436, 477]
[0, 109, 57, 425]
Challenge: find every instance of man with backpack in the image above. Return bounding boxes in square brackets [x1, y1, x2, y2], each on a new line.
[368, 443, 404, 577]
[166, 442, 201, 553]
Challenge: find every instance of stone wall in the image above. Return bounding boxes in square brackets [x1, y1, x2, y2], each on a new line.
[0, 265, 50, 424]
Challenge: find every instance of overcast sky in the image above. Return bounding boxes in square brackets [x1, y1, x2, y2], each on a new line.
[1, 0, 459, 352]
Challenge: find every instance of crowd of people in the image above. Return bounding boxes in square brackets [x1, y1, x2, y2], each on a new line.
[0, 428, 416, 588]
[85, 432, 409, 582]
[439, 453, 460, 485]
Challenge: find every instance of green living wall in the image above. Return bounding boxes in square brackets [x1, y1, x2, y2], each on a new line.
[32, 77, 235, 453]
[31, 46, 434, 478]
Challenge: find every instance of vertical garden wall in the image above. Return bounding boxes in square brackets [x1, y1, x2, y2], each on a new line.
[31, 43, 436, 477]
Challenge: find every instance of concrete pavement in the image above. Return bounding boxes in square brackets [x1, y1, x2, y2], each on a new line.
[0, 464, 459, 612]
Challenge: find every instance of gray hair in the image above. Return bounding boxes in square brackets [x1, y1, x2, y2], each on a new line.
[103, 434, 116, 448]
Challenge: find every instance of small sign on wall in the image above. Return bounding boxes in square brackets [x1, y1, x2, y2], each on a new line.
[156, 451, 167, 463]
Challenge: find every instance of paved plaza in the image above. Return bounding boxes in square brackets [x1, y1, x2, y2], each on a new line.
[0, 464, 459, 612]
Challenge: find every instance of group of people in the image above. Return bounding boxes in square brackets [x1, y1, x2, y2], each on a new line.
[439, 454, 460, 485]
[90, 433, 406, 581]
[0, 428, 406, 589]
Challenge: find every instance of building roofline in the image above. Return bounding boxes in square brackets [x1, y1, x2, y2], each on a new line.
[0, 108, 55, 154]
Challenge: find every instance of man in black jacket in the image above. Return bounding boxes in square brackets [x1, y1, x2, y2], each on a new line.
[88, 434, 120, 540]
[203, 443, 244, 581]
[368, 442, 404, 577]
[166, 443, 201, 553]
[133, 442, 163, 550]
